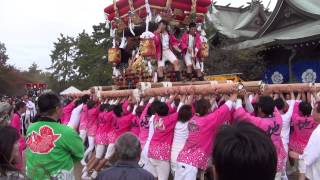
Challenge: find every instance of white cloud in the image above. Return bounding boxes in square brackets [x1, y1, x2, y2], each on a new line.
[0, 0, 276, 70]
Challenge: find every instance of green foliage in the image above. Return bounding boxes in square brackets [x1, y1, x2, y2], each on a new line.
[0, 42, 9, 66]
[0, 23, 113, 95]
[49, 23, 113, 92]
[205, 46, 266, 80]
[0, 60, 51, 96]
[50, 34, 77, 82]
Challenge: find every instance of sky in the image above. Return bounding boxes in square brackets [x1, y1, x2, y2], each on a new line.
[0, 0, 277, 71]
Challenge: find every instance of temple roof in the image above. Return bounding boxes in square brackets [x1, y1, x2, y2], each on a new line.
[231, 20, 320, 49]
[289, 0, 320, 17]
[207, 2, 268, 38]
[230, 0, 320, 49]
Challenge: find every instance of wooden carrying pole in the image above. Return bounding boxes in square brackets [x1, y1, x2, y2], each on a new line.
[67, 82, 320, 98]
[90, 86, 119, 91]
[262, 83, 317, 94]
[137, 81, 231, 88]
[100, 89, 134, 98]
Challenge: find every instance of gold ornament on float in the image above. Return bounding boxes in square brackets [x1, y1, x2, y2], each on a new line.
[132, 55, 146, 73]
[108, 48, 121, 64]
[140, 38, 156, 57]
[199, 42, 209, 58]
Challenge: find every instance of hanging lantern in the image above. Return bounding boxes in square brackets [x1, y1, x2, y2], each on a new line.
[199, 42, 209, 58]
[108, 48, 121, 64]
[140, 38, 156, 57]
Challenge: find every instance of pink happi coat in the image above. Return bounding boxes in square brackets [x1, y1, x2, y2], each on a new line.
[86, 105, 100, 137]
[109, 113, 136, 144]
[61, 101, 75, 125]
[131, 116, 140, 137]
[233, 107, 287, 172]
[122, 100, 130, 115]
[167, 102, 176, 114]
[153, 31, 180, 61]
[138, 103, 152, 147]
[289, 102, 319, 154]
[95, 111, 113, 145]
[79, 104, 88, 131]
[10, 113, 26, 169]
[177, 104, 232, 170]
[148, 112, 179, 161]
[180, 32, 202, 55]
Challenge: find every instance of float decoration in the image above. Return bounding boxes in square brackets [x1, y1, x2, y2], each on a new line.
[108, 48, 121, 65]
[108, 28, 121, 64]
[104, 0, 211, 28]
[105, 0, 212, 86]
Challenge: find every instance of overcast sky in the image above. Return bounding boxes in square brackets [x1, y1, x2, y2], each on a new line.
[0, 0, 277, 70]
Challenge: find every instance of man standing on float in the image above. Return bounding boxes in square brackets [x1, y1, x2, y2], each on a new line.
[180, 22, 203, 81]
[154, 20, 182, 82]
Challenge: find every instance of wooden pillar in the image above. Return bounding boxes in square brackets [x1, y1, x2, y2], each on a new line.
[284, 46, 297, 82]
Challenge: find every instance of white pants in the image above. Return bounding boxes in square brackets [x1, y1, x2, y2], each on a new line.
[139, 137, 152, 167]
[298, 159, 306, 174]
[104, 143, 115, 159]
[158, 49, 177, 67]
[95, 145, 106, 159]
[184, 51, 201, 70]
[79, 130, 87, 142]
[274, 172, 282, 180]
[170, 143, 185, 174]
[174, 162, 198, 180]
[83, 136, 95, 161]
[144, 158, 170, 180]
[282, 143, 289, 180]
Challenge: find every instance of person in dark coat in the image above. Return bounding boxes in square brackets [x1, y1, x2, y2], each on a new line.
[97, 132, 155, 180]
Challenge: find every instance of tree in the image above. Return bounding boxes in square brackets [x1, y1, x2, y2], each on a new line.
[0, 43, 58, 95]
[28, 62, 41, 74]
[50, 34, 77, 82]
[49, 34, 79, 91]
[205, 46, 266, 80]
[74, 28, 112, 89]
[0, 42, 9, 67]
[49, 23, 113, 91]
